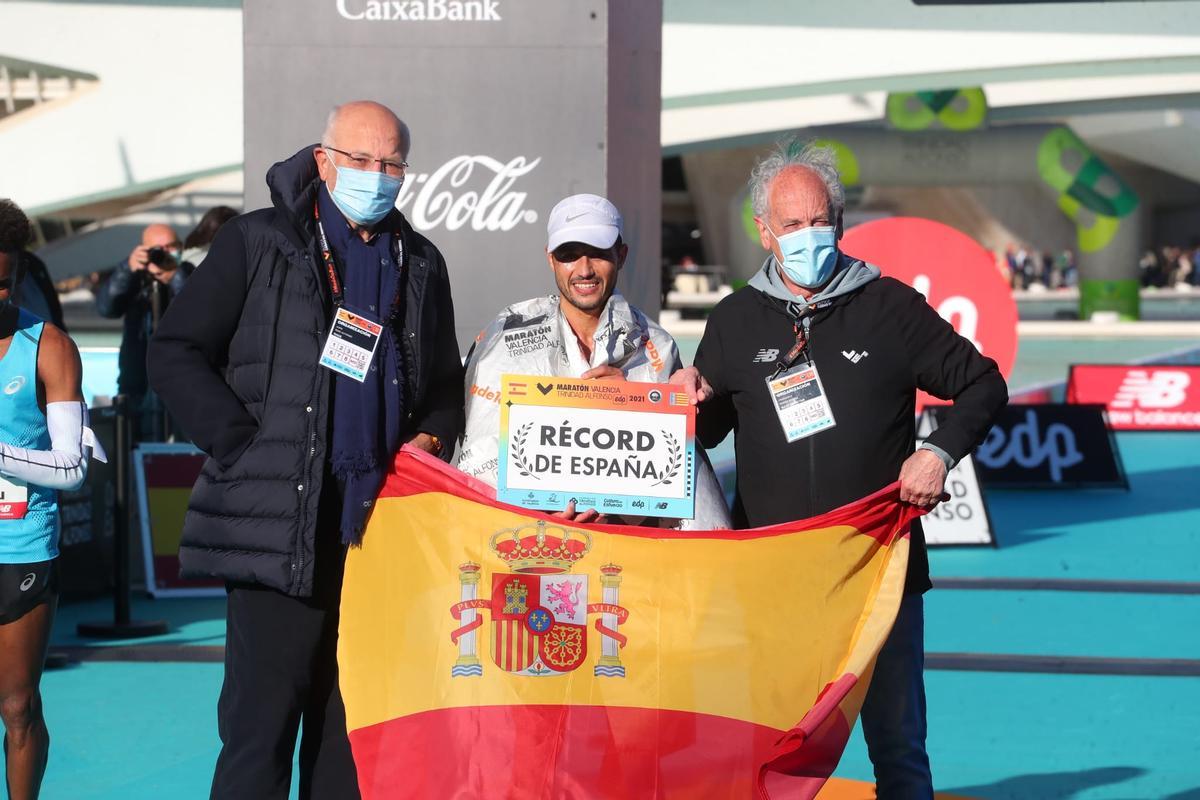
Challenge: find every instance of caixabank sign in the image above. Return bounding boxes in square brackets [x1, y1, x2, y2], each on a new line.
[336, 0, 503, 21]
[1067, 365, 1200, 431]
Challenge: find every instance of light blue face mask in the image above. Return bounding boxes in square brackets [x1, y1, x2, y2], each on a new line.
[768, 224, 839, 288]
[327, 161, 404, 227]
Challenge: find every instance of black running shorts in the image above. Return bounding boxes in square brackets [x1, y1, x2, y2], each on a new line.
[0, 559, 59, 624]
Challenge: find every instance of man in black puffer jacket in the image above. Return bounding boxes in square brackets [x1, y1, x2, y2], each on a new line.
[148, 101, 464, 799]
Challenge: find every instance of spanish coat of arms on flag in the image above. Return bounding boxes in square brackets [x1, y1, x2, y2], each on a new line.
[338, 447, 922, 799]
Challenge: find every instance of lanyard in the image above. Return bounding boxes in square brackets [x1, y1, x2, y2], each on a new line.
[770, 320, 810, 379]
[313, 202, 405, 310]
[314, 201, 345, 307]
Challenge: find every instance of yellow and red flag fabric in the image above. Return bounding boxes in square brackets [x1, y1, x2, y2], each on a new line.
[339, 447, 922, 799]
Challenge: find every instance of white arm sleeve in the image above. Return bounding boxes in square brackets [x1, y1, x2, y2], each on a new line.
[0, 401, 107, 491]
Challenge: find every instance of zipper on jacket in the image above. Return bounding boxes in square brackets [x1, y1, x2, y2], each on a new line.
[808, 435, 817, 513]
[289, 253, 320, 595]
[260, 259, 286, 411]
[292, 387, 318, 593]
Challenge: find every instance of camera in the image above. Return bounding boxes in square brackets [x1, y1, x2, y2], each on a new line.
[146, 246, 172, 267]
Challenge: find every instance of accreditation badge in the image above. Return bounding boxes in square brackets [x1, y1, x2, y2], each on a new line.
[0, 474, 29, 520]
[766, 361, 837, 443]
[319, 308, 384, 383]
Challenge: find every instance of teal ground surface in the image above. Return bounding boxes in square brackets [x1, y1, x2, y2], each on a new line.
[42, 663, 223, 800]
[36, 336, 1200, 799]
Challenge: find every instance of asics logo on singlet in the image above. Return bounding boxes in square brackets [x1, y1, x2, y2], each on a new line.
[3, 375, 25, 395]
[752, 349, 779, 363]
[20, 573, 37, 592]
[1111, 370, 1190, 409]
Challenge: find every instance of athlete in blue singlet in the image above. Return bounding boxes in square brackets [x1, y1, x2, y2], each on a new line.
[0, 199, 99, 800]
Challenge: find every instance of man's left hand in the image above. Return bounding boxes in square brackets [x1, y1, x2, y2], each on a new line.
[898, 449, 948, 508]
[405, 432, 441, 456]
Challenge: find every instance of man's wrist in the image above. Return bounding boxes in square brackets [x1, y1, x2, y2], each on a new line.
[918, 442, 954, 473]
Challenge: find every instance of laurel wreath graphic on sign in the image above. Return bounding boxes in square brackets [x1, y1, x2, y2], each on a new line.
[651, 431, 682, 486]
[510, 422, 539, 479]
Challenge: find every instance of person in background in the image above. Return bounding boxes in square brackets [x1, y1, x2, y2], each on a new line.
[1161, 245, 1184, 287]
[182, 206, 239, 269]
[95, 223, 190, 441]
[0, 198, 102, 800]
[1039, 251, 1054, 288]
[1054, 249, 1076, 290]
[1138, 249, 1161, 288]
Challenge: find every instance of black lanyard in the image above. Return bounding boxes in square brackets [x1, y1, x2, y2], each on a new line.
[771, 320, 811, 379]
[313, 202, 404, 310]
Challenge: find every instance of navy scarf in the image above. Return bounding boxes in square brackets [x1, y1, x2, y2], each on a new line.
[319, 189, 407, 543]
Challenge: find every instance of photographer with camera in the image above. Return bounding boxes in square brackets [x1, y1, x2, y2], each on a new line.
[95, 223, 191, 441]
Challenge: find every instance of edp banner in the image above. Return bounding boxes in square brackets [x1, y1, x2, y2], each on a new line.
[931, 404, 1127, 489]
[497, 374, 696, 519]
[135, 444, 224, 598]
[1067, 364, 1200, 431]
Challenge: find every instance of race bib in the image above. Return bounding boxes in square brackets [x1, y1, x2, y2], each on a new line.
[0, 475, 29, 520]
[319, 308, 384, 382]
[766, 361, 837, 443]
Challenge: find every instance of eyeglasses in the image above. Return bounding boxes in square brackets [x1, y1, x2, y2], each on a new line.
[323, 146, 409, 177]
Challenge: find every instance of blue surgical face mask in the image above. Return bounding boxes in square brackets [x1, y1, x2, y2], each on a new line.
[767, 224, 839, 288]
[327, 160, 404, 227]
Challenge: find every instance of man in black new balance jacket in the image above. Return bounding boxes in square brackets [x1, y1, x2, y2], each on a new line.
[148, 101, 464, 799]
[674, 138, 1006, 798]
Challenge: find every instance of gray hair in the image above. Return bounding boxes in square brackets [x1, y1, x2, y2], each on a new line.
[749, 137, 845, 220]
[321, 106, 340, 147]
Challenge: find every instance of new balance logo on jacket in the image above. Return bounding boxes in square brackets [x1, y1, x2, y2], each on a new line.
[753, 349, 780, 363]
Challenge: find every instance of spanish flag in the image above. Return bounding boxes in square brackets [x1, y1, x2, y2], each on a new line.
[339, 448, 921, 799]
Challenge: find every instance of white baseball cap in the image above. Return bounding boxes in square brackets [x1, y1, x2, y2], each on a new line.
[546, 194, 623, 252]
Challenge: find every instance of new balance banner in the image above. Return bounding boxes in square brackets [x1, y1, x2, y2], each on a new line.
[932, 404, 1127, 489]
[338, 448, 923, 800]
[1067, 365, 1200, 431]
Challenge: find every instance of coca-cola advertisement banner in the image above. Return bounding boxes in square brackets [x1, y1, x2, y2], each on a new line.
[244, 0, 662, 351]
[1067, 364, 1200, 431]
[930, 404, 1128, 489]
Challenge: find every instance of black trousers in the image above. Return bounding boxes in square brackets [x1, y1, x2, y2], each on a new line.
[210, 526, 359, 799]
